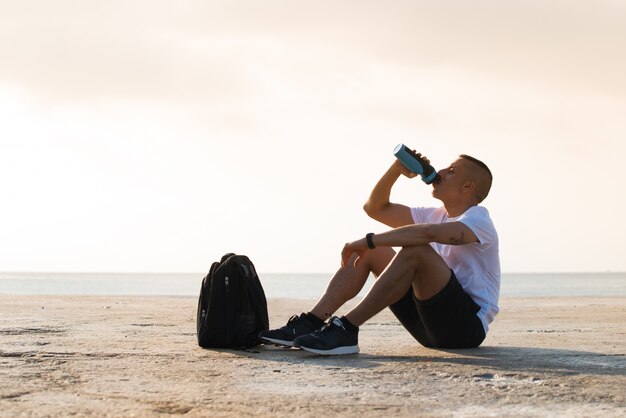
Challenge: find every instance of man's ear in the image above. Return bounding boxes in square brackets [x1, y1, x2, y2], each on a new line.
[463, 181, 476, 197]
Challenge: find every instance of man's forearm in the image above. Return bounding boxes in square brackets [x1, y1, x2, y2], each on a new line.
[341, 223, 435, 267]
[370, 224, 435, 248]
[369, 221, 478, 249]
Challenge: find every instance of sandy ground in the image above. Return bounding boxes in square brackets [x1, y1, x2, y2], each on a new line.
[0, 295, 624, 417]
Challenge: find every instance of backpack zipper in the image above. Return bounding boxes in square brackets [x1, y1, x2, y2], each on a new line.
[225, 275, 232, 344]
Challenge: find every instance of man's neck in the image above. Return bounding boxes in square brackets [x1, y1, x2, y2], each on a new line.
[443, 202, 476, 218]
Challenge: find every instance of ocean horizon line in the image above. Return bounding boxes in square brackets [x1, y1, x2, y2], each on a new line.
[1, 271, 625, 298]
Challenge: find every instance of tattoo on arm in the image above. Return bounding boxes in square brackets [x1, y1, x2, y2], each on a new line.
[449, 232, 466, 245]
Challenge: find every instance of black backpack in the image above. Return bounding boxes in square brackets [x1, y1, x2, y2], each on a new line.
[196, 253, 269, 348]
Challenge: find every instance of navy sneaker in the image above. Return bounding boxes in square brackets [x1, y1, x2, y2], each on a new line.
[259, 313, 323, 347]
[294, 316, 359, 355]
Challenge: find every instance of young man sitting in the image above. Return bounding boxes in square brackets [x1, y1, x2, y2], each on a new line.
[260, 153, 500, 355]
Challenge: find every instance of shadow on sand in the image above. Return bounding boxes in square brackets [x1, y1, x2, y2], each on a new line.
[226, 344, 625, 377]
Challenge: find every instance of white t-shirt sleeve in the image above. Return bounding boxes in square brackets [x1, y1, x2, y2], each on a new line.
[456, 206, 496, 248]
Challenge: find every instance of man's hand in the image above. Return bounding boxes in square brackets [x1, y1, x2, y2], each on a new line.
[393, 159, 418, 179]
[341, 238, 370, 268]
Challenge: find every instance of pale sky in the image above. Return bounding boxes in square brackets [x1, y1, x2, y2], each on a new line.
[1, 1, 625, 273]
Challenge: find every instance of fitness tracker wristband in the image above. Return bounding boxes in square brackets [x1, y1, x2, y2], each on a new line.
[366, 233, 376, 249]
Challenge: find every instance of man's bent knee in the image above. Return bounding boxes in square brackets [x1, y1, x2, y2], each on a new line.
[395, 245, 438, 264]
[364, 247, 395, 277]
[394, 245, 452, 300]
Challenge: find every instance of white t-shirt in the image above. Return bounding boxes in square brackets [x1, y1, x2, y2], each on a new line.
[410, 205, 501, 333]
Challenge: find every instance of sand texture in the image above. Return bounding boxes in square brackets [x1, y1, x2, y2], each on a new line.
[0, 295, 624, 417]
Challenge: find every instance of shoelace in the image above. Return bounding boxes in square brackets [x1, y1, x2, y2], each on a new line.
[285, 313, 308, 335]
[313, 316, 345, 336]
[286, 314, 301, 325]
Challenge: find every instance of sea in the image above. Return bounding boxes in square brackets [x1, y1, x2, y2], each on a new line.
[0, 272, 625, 298]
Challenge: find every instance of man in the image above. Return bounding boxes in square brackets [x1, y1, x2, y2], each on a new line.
[260, 153, 500, 355]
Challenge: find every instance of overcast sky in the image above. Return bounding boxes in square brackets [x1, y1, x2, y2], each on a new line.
[1, 1, 625, 273]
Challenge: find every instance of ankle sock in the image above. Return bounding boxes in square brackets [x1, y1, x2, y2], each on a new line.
[305, 312, 325, 327]
[339, 316, 359, 333]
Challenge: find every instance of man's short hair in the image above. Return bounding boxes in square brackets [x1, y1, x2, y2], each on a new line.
[460, 154, 493, 203]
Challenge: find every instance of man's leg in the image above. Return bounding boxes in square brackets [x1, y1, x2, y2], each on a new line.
[309, 246, 396, 321]
[346, 245, 486, 349]
[293, 245, 450, 355]
[345, 244, 451, 327]
[259, 247, 395, 347]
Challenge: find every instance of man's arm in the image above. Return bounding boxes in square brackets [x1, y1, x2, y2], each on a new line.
[363, 160, 416, 228]
[341, 222, 478, 267]
[370, 222, 478, 247]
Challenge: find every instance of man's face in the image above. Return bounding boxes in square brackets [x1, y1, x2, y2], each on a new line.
[431, 158, 470, 202]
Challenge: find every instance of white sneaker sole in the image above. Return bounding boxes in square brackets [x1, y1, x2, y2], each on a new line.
[298, 345, 360, 355]
[260, 336, 296, 347]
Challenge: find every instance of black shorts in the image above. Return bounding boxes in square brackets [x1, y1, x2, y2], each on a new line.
[388, 270, 486, 349]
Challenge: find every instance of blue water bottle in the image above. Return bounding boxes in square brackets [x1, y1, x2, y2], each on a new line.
[393, 144, 439, 184]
